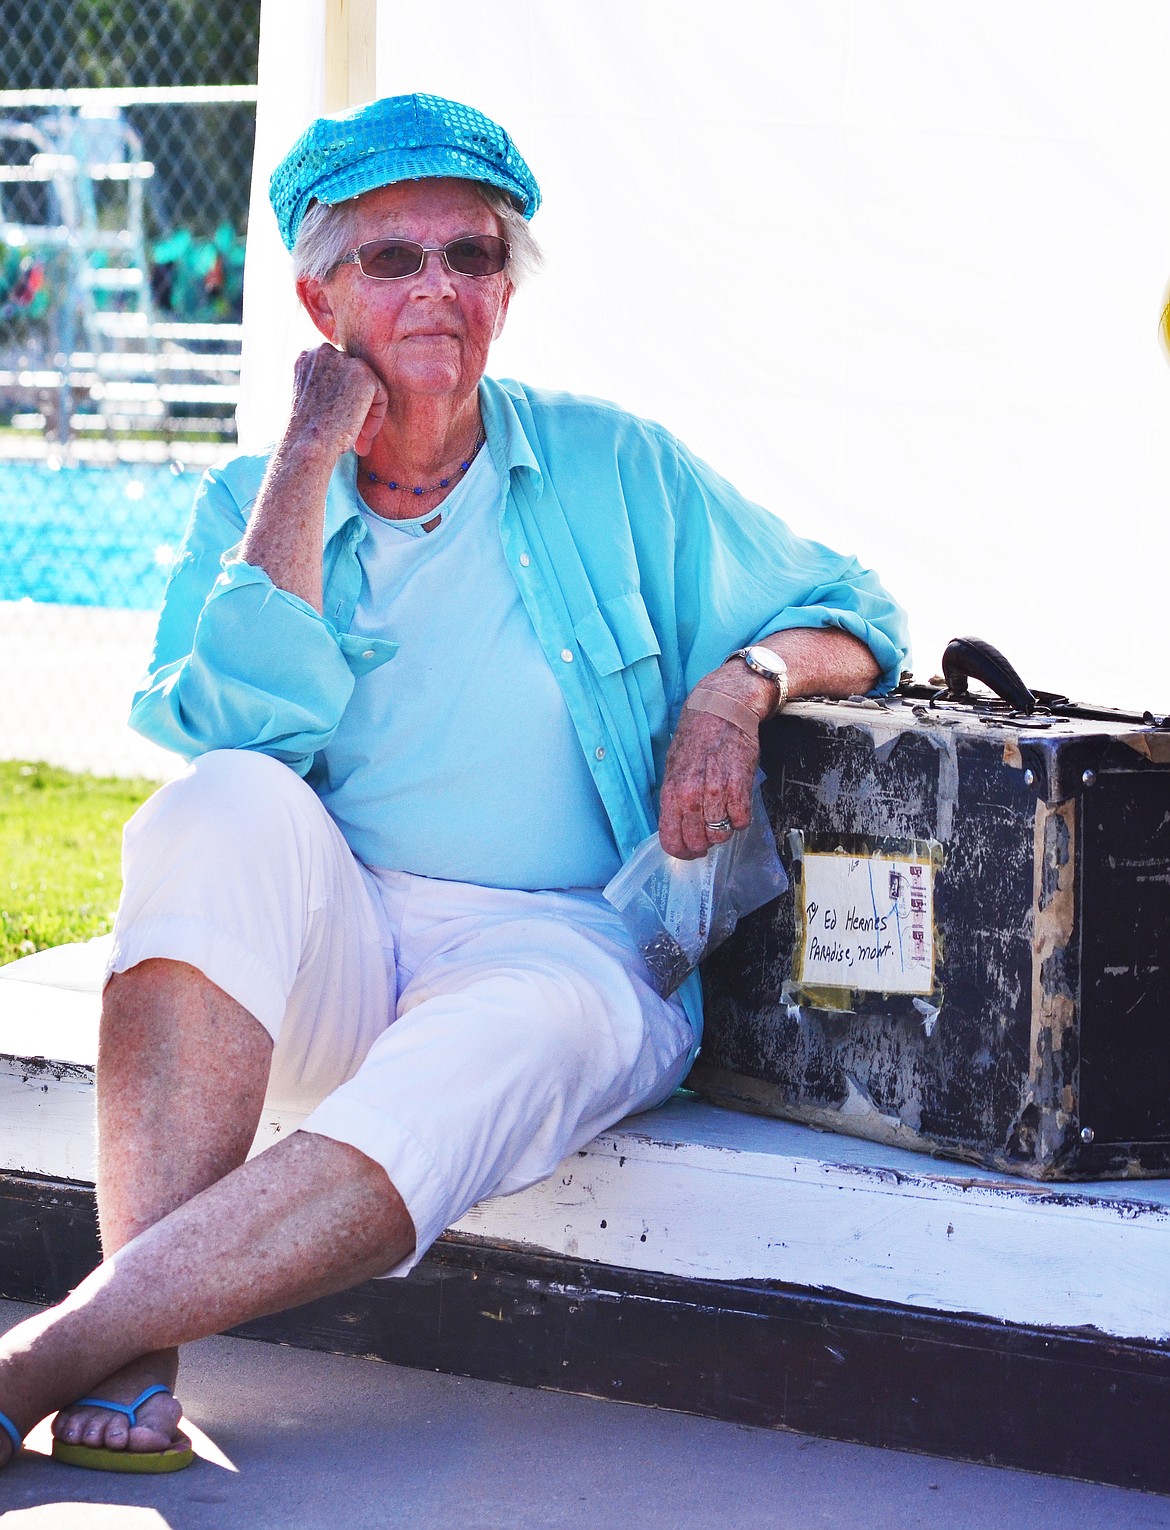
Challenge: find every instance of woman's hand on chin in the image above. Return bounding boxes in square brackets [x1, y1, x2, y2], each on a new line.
[288, 344, 389, 462]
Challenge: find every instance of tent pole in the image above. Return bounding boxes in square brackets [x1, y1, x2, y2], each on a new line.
[324, 0, 378, 113]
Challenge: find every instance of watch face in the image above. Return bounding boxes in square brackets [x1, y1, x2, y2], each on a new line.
[743, 645, 786, 680]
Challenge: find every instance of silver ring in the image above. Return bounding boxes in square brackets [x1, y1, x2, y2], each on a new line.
[706, 817, 733, 834]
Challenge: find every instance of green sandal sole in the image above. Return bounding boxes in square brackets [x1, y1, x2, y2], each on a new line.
[52, 1434, 194, 1473]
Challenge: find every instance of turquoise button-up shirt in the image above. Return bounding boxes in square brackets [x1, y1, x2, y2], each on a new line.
[131, 376, 910, 1049]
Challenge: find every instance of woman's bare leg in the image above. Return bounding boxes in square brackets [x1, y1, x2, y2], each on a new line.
[0, 1125, 413, 1465]
[98, 958, 274, 1243]
[49, 956, 275, 1456]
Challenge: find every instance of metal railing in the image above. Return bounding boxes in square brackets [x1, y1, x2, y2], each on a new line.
[0, 86, 257, 448]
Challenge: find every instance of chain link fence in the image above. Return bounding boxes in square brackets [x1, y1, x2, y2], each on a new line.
[0, 0, 260, 779]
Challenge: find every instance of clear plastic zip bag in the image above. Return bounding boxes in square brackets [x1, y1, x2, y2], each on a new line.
[603, 773, 788, 996]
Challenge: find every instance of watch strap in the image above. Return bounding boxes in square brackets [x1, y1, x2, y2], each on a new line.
[733, 647, 789, 711]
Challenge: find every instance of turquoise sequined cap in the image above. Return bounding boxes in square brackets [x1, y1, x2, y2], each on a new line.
[269, 93, 541, 252]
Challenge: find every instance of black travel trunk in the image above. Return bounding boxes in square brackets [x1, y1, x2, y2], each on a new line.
[692, 681, 1170, 1179]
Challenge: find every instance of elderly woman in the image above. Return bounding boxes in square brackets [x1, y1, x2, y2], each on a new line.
[0, 94, 907, 1471]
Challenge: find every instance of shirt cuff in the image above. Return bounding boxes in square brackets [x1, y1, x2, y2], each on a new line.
[211, 558, 398, 678]
[751, 607, 908, 694]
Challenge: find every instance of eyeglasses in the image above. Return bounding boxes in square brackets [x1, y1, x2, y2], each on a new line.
[337, 235, 510, 281]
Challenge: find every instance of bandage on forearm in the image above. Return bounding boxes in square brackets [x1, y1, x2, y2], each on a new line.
[683, 687, 761, 737]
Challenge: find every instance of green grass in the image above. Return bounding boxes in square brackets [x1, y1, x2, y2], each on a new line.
[0, 761, 160, 967]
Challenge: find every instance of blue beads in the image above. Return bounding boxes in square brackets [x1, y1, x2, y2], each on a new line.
[363, 433, 485, 496]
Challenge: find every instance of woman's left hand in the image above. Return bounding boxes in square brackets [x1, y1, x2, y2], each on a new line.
[658, 630, 885, 857]
[658, 664, 775, 858]
[658, 706, 758, 858]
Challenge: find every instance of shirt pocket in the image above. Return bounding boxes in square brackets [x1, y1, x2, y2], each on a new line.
[573, 593, 668, 783]
[573, 592, 660, 674]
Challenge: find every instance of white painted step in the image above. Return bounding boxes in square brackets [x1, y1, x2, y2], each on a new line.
[2, 939, 1168, 1342]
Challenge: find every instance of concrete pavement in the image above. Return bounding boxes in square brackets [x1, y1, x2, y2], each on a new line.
[1, 1301, 1167, 1529]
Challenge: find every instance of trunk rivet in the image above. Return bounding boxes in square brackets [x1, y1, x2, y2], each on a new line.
[1023, 769, 1035, 786]
[1080, 1126, 1095, 1144]
[1082, 769, 1096, 786]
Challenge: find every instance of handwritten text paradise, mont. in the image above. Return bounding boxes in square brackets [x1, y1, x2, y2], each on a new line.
[799, 852, 934, 994]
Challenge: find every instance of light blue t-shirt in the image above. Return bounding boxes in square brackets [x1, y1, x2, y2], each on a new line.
[322, 450, 620, 889]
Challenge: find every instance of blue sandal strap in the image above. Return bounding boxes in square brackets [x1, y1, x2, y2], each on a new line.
[70, 1384, 171, 1425]
[0, 1408, 22, 1454]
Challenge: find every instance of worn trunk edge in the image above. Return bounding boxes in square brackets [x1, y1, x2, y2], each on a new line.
[0, 1170, 1167, 1494]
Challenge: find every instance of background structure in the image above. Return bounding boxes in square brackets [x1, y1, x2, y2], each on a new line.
[0, 0, 259, 778]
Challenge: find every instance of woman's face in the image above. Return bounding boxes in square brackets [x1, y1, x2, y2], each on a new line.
[299, 177, 512, 402]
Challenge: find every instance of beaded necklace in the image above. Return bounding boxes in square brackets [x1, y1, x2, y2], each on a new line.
[363, 433, 486, 496]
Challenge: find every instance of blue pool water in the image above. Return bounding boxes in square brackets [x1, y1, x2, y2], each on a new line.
[0, 459, 204, 609]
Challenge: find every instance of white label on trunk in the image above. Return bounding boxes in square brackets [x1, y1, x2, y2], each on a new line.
[800, 851, 935, 993]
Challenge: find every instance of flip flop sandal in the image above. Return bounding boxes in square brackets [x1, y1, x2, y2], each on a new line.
[51, 1384, 195, 1473]
[0, 1408, 22, 1462]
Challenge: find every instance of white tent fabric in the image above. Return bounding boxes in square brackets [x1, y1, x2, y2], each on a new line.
[240, 2, 1170, 711]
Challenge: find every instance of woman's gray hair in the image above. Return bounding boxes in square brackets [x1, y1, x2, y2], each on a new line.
[292, 184, 542, 287]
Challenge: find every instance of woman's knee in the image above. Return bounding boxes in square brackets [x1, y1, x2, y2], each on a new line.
[126, 750, 319, 862]
[117, 748, 345, 938]
[179, 748, 315, 818]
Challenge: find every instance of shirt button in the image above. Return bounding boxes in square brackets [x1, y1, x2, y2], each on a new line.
[361, 649, 375, 660]
[560, 648, 574, 663]
[595, 747, 606, 760]
[519, 552, 531, 567]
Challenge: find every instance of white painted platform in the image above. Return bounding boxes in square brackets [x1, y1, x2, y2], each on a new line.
[3, 938, 1170, 1344]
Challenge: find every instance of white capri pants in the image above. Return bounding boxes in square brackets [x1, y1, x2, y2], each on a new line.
[106, 750, 693, 1274]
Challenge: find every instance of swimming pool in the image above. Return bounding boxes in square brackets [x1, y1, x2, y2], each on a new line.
[0, 459, 203, 609]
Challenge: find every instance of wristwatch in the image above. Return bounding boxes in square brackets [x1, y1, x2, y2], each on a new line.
[732, 646, 789, 710]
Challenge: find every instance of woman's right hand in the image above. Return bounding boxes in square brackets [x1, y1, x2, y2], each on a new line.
[288, 344, 389, 461]
[239, 344, 386, 613]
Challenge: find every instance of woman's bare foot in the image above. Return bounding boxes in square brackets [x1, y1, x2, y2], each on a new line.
[50, 1349, 185, 1456]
